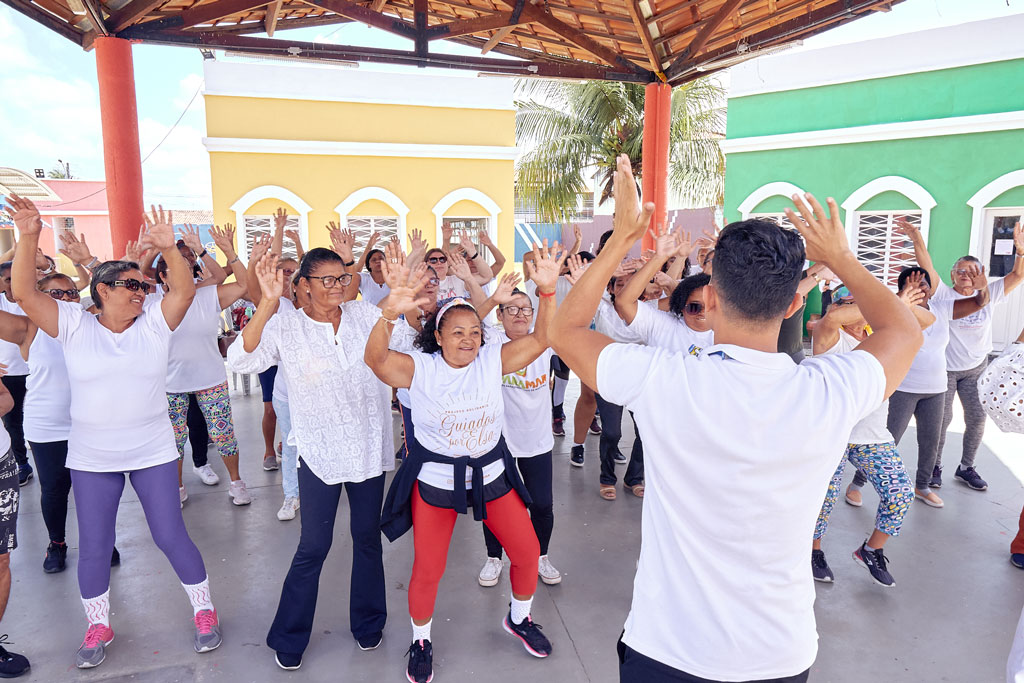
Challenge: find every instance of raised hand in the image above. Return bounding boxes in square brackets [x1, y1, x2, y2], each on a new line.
[458, 232, 477, 257]
[255, 252, 284, 301]
[381, 239, 407, 287]
[965, 262, 988, 291]
[1014, 221, 1024, 256]
[381, 249, 431, 316]
[479, 229, 494, 248]
[531, 239, 567, 292]
[140, 205, 176, 251]
[178, 223, 204, 254]
[210, 223, 237, 257]
[573, 224, 582, 247]
[284, 227, 301, 246]
[653, 271, 676, 293]
[250, 233, 272, 263]
[125, 240, 145, 264]
[448, 251, 473, 281]
[364, 231, 381, 252]
[408, 228, 427, 255]
[654, 228, 679, 260]
[58, 231, 94, 265]
[898, 281, 926, 308]
[273, 207, 289, 232]
[673, 228, 694, 260]
[612, 154, 655, 245]
[441, 223, 453, 247]
[894, 217, 919, 240]
[785, 194, 850, 267]
[493, 272, 522, 304]
[3, 194, 42, 236]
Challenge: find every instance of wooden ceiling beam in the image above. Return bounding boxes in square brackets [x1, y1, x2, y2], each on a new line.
[625, 0, 660, 74]
[81, 0, 110, 33]
[1, 0, 84, 43]
[479, 24, 513, 52]
[666, 0, 744, 68]
[206, 12, 352, 33]
[106, 0, 166, 31]
[123, 0, 272, 32]
[264, 0, 282, 35]
[426, 11, 526, 39]
[298, 0, 417, 37]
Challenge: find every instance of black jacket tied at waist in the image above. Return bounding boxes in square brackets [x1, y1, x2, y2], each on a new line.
[380, 435, 531, 542]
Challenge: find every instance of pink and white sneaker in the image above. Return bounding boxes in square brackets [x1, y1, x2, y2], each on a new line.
[76, 623, 114, 668]
[193, 609, 223, 653]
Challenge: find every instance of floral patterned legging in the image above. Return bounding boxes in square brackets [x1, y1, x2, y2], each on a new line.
[814, 441, 913, 539]
[167, 382, 239, 460]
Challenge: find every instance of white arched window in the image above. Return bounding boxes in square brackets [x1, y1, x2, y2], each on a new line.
[841, 176, 936, 290]
[334, 187, 410, 256]
[431, 188, 501, 253]
[229, 185, 313, 264]
[737, 182, 805, 221]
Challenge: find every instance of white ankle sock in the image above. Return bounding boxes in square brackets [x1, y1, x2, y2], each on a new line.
[82, 590, 110, 627]
[181, 578, 214, 615]
[510, 596, 533, 625]
[411, 618, 431, 643]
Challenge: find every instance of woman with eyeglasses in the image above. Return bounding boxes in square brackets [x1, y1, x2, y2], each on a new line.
[227, 245, 392, 670]
[368, 241, 564, 683]
[5, 195, 223, 669]
[152, 224, 251, 507]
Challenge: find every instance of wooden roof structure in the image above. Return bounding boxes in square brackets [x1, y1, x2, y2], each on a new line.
[4, 0, 902, 84]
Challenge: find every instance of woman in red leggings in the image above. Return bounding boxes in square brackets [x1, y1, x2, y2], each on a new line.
[365, 240, 564, 683]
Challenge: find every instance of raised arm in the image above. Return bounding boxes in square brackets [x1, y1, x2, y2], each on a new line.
[210, 224, 249, 309]
[57, 232, 98, 291]
[898, 276, 937, 330]
[478, 230, 506, 278]
[951, 262, 990, 319]
[550, 156, 652, 390]
[1003, 221, 1024, 295]
[569, 224, 582, 256]
[448, 252, 489, 308]
[355, 231, 381, 273]
[407, 229, 427, 270]
[240, 253, 284, 353]
[284, 227, 305, 263]
[797, 263, 835, 298]
[329, 226, 360, 303]
[895, 217, 940, 293]
[271, 207, 287, 257]
[614, 227, 680, 325]
[459, 233, 493, 285]
[365, 247, 431, 389]
[140, 207, 196, 330]
[180, 224, 226, 288]
[478, 272, 522, 319]
[811, 303, 865, 356]
[6, 194, 58, 337]
[664, 227, 694, 282]
[245, 234, 272, 306]
[787, 195, 921, 398]
[501, 240, 563, 374]
[0, 310, 33, 349]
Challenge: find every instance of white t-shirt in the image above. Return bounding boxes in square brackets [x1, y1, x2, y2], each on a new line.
[409, 342, 505, 489]
[165, 287, 227, 393]
[436, 275, 469, 302]
[897, 296, 954, 394]
[0, 297, 29, 376]
[56, 299, 178, 472]
[595, 297, 644, 344]
[596, 342, 885, 681]
[271, 297, 295, 404]
[496, 330, 553, 458]
[359, 274, 390, 306]
[932, 278, 1008, 371]
[823, 329, 892, 445]
[24, 328, 72, 443]
[627, 302, 713, 356]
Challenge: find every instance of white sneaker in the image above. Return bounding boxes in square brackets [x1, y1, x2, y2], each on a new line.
[193, 464, 220, 486]
[538, 555, 562, 585]
[179, 485, 188, 507]
[478, 557, 502, 587]
[228, 480, 252, 506]
[276, 497, 300, 521]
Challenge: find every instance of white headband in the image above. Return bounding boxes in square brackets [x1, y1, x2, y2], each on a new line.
[436, 297, 474, 325]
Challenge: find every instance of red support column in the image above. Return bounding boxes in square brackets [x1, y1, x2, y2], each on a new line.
[640, 82, 672, 251]
[95, 36, 144, 259]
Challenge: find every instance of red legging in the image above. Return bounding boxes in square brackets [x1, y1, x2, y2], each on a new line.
[1012, 504, 1024, 555]
[409, 483, 539, 621]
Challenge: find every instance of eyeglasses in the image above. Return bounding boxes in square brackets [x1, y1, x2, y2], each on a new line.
[427, 256, 448, 265]
[304, 274, 353, 289]
[280, 268, 296, 276]
[684, 302, 705, 315]
[501, 305, 534, 317]
[953, 269, 971, 276]
[46, 288, 80, 300]
[108, 279, 152, 294]
[427, 278, 440, 286]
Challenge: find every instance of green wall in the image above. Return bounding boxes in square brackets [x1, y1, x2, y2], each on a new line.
[727, 58, 1024, 138]
[724, 129, 1024, 285]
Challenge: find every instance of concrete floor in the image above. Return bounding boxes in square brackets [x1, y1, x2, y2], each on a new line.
[6, 376, 1024, 682]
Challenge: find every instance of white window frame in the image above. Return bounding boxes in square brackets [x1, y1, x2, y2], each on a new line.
[432, 188, 500, 249]
[967, 170, 1024, 257]
[737, 182, 805, 219]
[229, 185, 312, 265]
[241, 215, 300, 262]
[852, 211, 923, 291]
[841, 176, 935, 251]
[334, 187, 409, 249]
[345, 216, 400, 256]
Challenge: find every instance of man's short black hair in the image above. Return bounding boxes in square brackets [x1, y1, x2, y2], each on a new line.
[711, 219, 805, 322]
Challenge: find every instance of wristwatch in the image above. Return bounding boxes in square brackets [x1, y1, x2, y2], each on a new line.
[342, 258, 356, 267]
[198, 249, 209, 259]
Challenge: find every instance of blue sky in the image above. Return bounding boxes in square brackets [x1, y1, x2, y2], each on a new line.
[1, 0, 1021, 208]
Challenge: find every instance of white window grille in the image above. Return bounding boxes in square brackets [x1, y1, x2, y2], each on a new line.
[750, 212, 796, 230]
[855, 211, 921, 290]
[242, 215, 299, 261]
[61, 217, 75, 230]
[443, 217, 488, 250]
[345, 216, 400, 256]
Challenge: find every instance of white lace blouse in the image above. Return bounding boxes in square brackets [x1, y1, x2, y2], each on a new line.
[226, 301, 394, 484]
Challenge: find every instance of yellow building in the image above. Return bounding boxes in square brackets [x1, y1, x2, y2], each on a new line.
[202, 58, 517, 265]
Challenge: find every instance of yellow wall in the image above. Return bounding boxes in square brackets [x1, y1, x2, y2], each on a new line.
[349, 199, 398, 217]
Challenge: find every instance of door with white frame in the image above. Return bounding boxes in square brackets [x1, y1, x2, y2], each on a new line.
[980, 208, 1024, 351]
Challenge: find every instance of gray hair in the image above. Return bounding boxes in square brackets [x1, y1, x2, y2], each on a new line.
[90, 261, 140, 310]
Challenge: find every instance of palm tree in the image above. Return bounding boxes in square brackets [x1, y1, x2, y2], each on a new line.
[514, 78, 725, 222]
[47, 160, 73, 179]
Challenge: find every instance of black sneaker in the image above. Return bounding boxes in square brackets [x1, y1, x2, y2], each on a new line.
[43, 542, 67, 574]
[275, 651, 302, 671]
[1011, 554, 1024, 570]
[0, 637, 29, 678]
[357, 632, 382, 651]
[502, 610, 551, 658]
[811, 549, 834, 583]
[16, 465, 31, 487]
[110, 547, 120, 567]
[588, 418, 602, 435]
[954, 466, 988, 491]
[853, 543, 895, 588]
[405, 639, 433, 683]
[613, 449, 627, 464]
[552, 418, 565, 437]
[929, 465, 942, 489]
[569, 445, 584, 468]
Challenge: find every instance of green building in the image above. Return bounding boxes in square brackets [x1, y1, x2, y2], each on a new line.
[722, 15, 1024, 349]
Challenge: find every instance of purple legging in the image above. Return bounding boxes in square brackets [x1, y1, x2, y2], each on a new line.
[71, 460, 207, 600]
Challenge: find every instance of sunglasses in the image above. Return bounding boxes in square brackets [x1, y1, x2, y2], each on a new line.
[427, 256, 448, 265]
[108, 278, 152, 294]
[280, 268, 296, 276]
[684, 302, 705, 314]
[500, 305, 534, 317]
[304, 274, 353, 289]
[46, 288, 80, 300]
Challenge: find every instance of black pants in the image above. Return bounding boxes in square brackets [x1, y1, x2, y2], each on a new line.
[186, 392, 211, 468]
[1, 375, 27, 468]
[27, 440, 71, 543]
[396, 403, 415, 461]
[267, 464, 387, 655]
[618, 641, 809, 683]
[595, 396, 643, 487]
[484, 451, 553, 557]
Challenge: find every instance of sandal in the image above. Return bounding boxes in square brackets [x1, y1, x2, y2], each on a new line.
[599, 485, 616, 501]
[626, 483, 645, 498]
